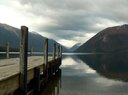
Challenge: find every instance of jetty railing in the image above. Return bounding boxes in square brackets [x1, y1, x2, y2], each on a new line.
[0, 26, 62, 95]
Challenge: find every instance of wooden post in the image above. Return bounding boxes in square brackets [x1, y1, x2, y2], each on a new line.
[30, 47, 33, 56]
[34, 67, 40, 95]
[53, 43, 56, 60]
[6, 42, 9, 59]
[57, 45, 60, 58]
[60, 46, 62, 58]
[52, 43, 56, 75]
[19, 26, 28, 95]
[44, 38, 48, 79]
[59, 46, 62, 66]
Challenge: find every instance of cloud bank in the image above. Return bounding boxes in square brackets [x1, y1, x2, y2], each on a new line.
[0, 0, 128, 47]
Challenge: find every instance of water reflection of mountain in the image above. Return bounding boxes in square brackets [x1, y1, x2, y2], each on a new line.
[40, 69, 61, 95]
[77, 53, 128, 82]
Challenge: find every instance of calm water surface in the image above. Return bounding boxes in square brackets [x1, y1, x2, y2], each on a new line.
[42, 53, 128, 95]
[1, 53, 128, 95]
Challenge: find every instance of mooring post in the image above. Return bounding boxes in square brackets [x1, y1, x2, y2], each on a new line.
[53, 43, 56, 61]
[60, 46, 62, 58]
[52, 43, 56, 74]
[44, 38, 48, 79]
[30, 47, 33, 56]
[34, 67, 40, 95]
[55, 44, 60, 72]
[59, 46, 62, 66]
[6, 42, 9, 59]
[57, 44, 60, 58]
[19, 26, 28, 95]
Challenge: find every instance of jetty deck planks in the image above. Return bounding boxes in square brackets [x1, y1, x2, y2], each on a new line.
[0, 56, 52, 81]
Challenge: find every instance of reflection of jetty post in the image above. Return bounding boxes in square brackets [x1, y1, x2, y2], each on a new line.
[40, 69, 62, 95]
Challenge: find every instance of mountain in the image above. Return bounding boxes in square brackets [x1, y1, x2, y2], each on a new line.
[0, 23, 69, 52]
[76, 24, 128, 53]
[69, 43, 81, 52]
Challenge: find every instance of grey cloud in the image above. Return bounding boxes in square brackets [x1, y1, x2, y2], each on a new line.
[18, 0, 128, 45]
[40, 30, 83, 40]
[19, 0, 92, 10]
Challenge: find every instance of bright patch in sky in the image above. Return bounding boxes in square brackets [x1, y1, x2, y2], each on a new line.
[0, 0, 128, 48]
[58, 39, 78, 48]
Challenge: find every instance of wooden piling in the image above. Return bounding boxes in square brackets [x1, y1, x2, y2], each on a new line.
[52, 43, 56, 75]
[44, 38, 48, 79]
[60, 46, 62, 58]
[57, 45, 60, 58]
[6, 42, 9, 59]
[34, 67, 40, 94]
[19, 26, 28, 95]
[30, 47, 33, 56]
[0, 25, 63, 95]
[44, 38, 48, 67]
[53, 43, 56, 61]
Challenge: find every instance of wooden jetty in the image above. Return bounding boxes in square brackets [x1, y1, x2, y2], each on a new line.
[0, 26, 62, 95]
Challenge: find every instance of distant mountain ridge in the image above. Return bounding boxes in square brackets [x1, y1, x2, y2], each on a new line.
[70, 43, 81, 51]
[0, 23, 69, 52]
[76, 24, 128, 53]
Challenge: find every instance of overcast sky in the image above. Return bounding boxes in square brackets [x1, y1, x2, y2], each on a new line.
[0, 0, 128, 48]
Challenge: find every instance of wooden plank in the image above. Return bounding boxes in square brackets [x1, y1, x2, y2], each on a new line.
[0, 73, 19, 95]
[0, 56, 53, 95]
[0, 56, 52, 81]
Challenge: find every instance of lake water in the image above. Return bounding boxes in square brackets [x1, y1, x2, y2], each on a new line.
[1, 53, 128, 95]
[41, 53, 128, 95]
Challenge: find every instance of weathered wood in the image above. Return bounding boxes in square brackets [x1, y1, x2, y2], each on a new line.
[44, 38, 48, 67]
[52, 43, 56, 74]
[19, 26, 28, 95]
[44, 38, 49, 79]
[57, 45, 60, 58]
[30, 47, 33, 56]
[6, 42, 9, 59]
[0, 56, 52, 81]
[53, 43, 56, 60]
[34, 67, 40, 94]
[0, 25, 62, 95]
[60, 46, 62, 58]
[0, 57, 61, 95]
